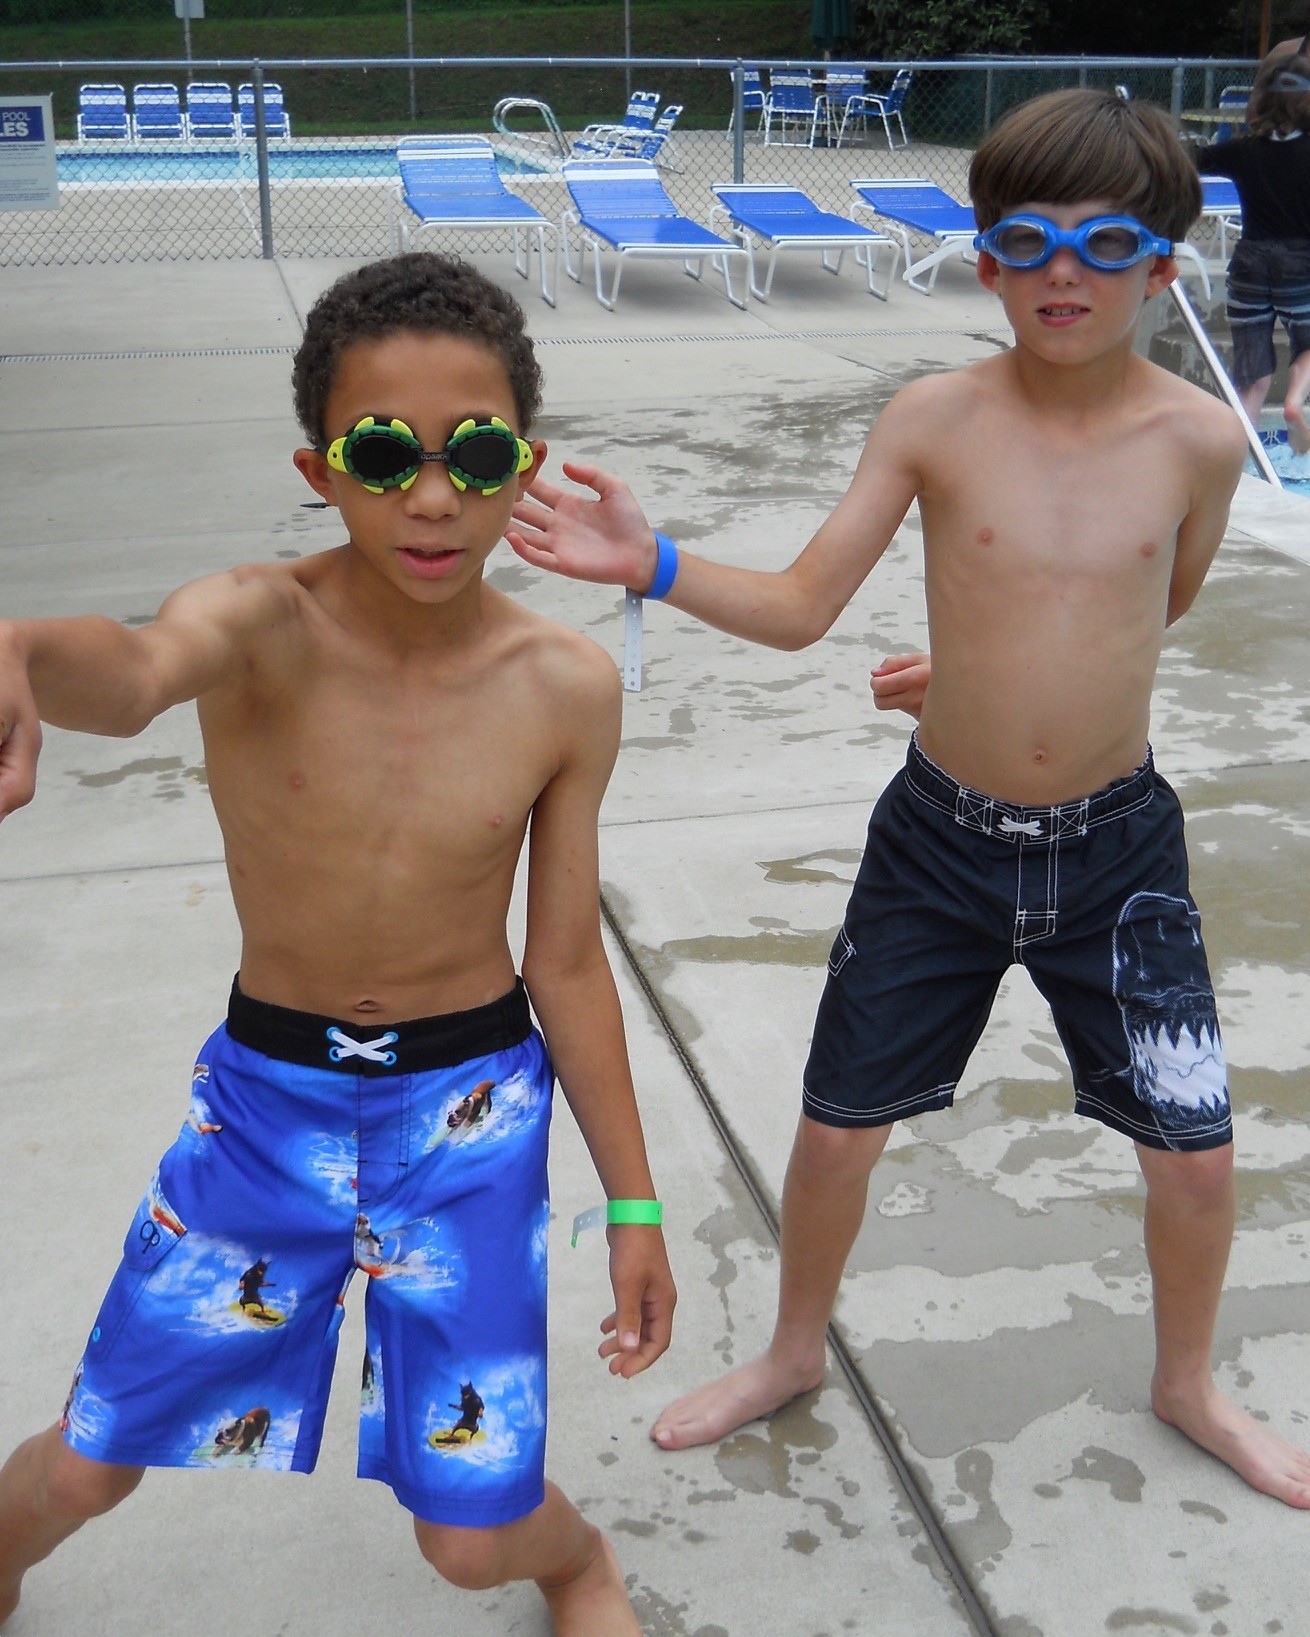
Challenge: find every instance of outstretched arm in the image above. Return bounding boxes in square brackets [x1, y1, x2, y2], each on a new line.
[521, 640, 675, 1378]
[509, 386, 926, 652]
[0, 567, 294, 821]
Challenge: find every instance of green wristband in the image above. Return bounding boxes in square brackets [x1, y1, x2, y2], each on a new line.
[571, 1198, 663, 1246]
[607, 1198, 663, 1227]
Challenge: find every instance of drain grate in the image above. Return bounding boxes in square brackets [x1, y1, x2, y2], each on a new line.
[1, 326, 1005, 366]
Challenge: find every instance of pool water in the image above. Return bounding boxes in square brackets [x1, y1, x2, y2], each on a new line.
[1253, 428, 1310, 495]
[58, 144, 541, 185]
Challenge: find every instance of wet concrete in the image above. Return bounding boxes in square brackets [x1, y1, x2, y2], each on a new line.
[2, 242, 1307, 1637]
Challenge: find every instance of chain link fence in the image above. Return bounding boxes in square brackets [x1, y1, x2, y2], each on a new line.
[0, 55, 1257, 267]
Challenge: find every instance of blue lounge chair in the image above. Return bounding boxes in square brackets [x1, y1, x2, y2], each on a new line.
[762, 72, 827, 148]
[238, 82, 292, 142]
[709, 183, 898, 301]
[849, 177, 976, 293]
[391, 138, 558, 306]
[726, 65, 766, 135]
[579, 101, 691, 169]
[599, 103, 684, 169]
[561, 159, 749, 310]
[186, 81, 237, 141]
[576, 89, 660, 153]
[132, 83, 185, 142]
[77, 83, 130, 144]
[837, 68, 912, 149]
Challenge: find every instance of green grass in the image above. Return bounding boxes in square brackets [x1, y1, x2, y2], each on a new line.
[1, 1, 816, 138]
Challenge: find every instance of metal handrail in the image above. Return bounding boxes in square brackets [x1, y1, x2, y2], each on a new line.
[1168, 282, 1281, 487]
[491, 95, 569, 161]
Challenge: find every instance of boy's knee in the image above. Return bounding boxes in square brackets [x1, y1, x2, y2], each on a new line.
[39, 1436, 143, 1522]
[1139, 1141, 1234, 1210]
[412, 1517, 511, 1591]
[796, 1114, 892, 1180]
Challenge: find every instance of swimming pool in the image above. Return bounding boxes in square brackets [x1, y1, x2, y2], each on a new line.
[1255, 428, 1310, 496]
[57, 144, 543, 185]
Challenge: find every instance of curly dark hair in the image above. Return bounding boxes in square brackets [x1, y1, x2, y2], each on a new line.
[291, 252, 544, 450]
[969, 88, 1201, 243]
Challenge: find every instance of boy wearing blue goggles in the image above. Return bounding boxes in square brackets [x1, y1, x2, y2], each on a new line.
[974, 214, 1173, 271]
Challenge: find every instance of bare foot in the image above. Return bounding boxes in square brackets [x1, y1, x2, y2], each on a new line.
[1153, 1376, 1310, 1508]
[1286, 398, 1310, 455]
[539, 1530, 640, 1636]
[650, 1352, 825, 1451]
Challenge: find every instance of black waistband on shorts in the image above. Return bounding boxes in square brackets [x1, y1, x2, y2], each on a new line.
[904, 733, 1155, 844]
[225, 976, 533, 1075]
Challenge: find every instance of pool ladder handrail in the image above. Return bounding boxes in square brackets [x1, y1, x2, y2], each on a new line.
[492, 96, 570, 162]
[1169, 282, 1281, 487]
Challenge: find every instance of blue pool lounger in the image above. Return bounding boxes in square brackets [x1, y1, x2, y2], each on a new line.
[237, 82, 292, 142]
[185, 82, 237, 141]
[131, 83, 185, 142]
[391, 138, 558, 306]
[561, 159, 749, 310]
[77, 83, 130, 143]
[848, 177, 977, 294]
[709, 183, 899, 301]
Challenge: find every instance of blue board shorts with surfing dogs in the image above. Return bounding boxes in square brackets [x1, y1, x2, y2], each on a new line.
[803, 736, 1233, 1153]
[61, 978, 554, 1527]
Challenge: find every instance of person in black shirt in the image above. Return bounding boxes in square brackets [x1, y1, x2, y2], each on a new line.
[1195, 53, 1310, 449]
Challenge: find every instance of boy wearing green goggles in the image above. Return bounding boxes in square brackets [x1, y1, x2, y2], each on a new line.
[0, 252, 672, 1633]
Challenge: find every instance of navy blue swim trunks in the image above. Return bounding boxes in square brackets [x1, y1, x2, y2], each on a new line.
[62, 979, 554, 1527]
[803, 737, 1232, 1152]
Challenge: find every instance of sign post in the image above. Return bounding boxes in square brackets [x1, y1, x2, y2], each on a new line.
[0, 96, 58, 213]
[175, 0, 204, 65]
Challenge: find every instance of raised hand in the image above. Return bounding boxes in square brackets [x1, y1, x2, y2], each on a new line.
[508, 461, 658, 591]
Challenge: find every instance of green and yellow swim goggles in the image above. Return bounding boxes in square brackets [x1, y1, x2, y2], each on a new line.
[326, 414, 533, 496]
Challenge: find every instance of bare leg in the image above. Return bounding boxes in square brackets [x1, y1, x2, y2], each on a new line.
[651, 1116, 893, 1451]
[1139, 1143, 1310, 1508]
[414, 1479, 639, 1635]
[1283, 349, 1310, 453]
[1239, 374, 1272, 427]
[0, 1426, 144, 1624]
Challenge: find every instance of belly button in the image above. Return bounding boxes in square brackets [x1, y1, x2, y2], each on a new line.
[353, 999, 382, 1015]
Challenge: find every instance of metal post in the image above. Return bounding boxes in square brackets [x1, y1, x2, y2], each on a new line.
[1170, 61, 1185, 119]
[252, 60, 275, 261]
[624, 0, 632, 99]
[182, 7, 192, 66]
[983, 66, 994, 134]
[406, 0, 417, 123]
[732, 59, 745, 183]
[1168, 283, 1280, 486]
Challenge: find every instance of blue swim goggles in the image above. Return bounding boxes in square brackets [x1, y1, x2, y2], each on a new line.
[974, 214, 1172, 271]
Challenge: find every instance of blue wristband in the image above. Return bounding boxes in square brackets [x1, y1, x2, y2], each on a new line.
[647, 533, 679, 600]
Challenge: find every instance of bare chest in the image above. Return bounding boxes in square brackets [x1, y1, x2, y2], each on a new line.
[202, 664, 555, 871]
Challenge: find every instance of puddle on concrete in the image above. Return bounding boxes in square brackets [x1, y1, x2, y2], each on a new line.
[949, 1446, 1013, 1566]
[70, 755, 206, 798]
[713, 1393, 839, 1502]
[1062, 1445, 1145, 1503]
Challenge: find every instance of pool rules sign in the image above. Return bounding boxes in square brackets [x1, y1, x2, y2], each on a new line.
[0, 96, 58, 211]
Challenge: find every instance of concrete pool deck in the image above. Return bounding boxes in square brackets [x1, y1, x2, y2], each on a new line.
[0, 246, 1307, 1637]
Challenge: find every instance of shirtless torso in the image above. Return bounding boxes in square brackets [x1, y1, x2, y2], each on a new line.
[199, 549, 588, 1022]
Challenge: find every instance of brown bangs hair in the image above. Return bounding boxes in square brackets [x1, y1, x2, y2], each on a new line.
[969, 88, 1201, 243]
[1246, 52, 1310, 138]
